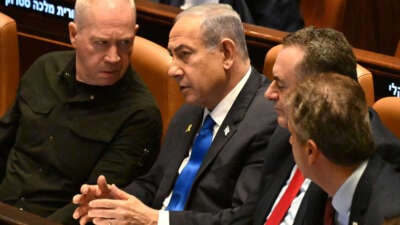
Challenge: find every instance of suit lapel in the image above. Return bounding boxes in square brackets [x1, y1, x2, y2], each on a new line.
[294, 183, 327, 225]
[195, 69, 263, 179]
[181, 108, 204, 157]
[161, 107, 204, 196]
[349, 155, 382, 225]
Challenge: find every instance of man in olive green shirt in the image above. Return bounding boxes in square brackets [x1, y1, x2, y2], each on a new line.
[0, 0, 162, 224]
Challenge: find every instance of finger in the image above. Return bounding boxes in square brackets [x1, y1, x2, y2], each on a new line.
[72, 194, 80, 204]
[108, 184, 129, 200]
[89, 199, 118, 209]
[79, 214, 93, 225]
[72, 194, 84, 204]
[89, 208, 120, 222]
[97, 175, 109, 194]
[73, 204, 89, 219]
[72, 207, 80, 219]
[79, 184, 101, 202]
[80, 184, 90, 194]
[81, 184, 99, 199]
[92, 217, 115, 225]
[73, 193, 94, 206]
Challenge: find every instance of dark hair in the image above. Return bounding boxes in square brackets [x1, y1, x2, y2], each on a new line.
[283, 27, 357, 80]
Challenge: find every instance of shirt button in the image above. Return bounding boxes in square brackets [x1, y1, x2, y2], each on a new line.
[89, 95, 95, 100]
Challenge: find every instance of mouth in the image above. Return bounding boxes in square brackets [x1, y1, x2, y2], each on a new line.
[103, 69, 118, 73]
[274, 106, 284, 115]
[99, 70, 119, 77]
[179, 85, 189, 92]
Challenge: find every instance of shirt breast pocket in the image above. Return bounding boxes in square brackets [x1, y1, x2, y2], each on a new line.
[16, 92, 57, 148]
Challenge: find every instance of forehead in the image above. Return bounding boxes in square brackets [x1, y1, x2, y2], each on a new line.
[79, 17, 135, 39]
[79, 1, 136, 31]
[168, 16, 204, 49]
[272, 46, 305, 84]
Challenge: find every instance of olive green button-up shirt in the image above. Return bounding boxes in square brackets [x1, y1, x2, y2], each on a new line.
[0, 51, 162, 221]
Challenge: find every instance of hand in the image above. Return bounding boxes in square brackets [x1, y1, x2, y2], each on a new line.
[72, 175, 118, 225]
[88, 188, 159, 225]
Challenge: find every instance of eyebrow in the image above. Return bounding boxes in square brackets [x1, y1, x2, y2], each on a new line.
[90, 34, 134, 41]
[272, 74, 282, 81]
[168, 44, 193, 53]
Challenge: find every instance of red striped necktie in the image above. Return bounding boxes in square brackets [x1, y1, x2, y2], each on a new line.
[264, 168, 305, 225]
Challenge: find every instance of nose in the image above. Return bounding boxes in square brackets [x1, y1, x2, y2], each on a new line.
[104, 45, 121, 63]
[264, 81, 279, 101]
[167, 58, 184, 79]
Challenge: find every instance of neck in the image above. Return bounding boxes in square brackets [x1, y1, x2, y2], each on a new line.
[230, 59, 251, 87]
[313, 161, 359, 196]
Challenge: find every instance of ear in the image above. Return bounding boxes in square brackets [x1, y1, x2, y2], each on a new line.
[220, 38, 235, 70]
[68, 22, 78, 47]
[305, 139, 319, 165]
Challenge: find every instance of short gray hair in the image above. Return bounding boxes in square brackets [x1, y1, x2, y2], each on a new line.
[176, 3, 249, 60]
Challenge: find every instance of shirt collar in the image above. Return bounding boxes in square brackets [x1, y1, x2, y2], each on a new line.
[332, 160, 368, 225]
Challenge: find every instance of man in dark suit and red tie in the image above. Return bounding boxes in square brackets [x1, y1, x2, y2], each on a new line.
[231, 27, 400, 225]
[285, 73, 400, 225]
[71, 3, 277, 225]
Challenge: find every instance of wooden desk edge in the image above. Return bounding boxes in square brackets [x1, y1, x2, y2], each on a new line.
[0, 202, 62, 225]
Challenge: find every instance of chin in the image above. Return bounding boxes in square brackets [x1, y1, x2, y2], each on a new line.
[183, 96, 199, 105]
[277, 117, 288, 128]
[100, 75, 123, 86]
[96, 79, 119, 86]
[181, 92, 196, 103]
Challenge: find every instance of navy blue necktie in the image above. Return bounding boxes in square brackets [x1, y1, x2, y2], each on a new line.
[166, 115, 215, 211]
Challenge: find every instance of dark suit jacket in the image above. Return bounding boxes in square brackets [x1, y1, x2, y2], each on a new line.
[348, 154, 400, 225]
[250, 127, 326, 225]
[124, 68, 277, 225]
[158, 0, 304, 32]
[233, 107, 400, 225]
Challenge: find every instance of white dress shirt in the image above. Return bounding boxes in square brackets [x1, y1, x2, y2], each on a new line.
[158, 67, 252, 225]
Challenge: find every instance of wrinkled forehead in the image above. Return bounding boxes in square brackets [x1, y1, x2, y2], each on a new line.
[168, 16, 205, 48]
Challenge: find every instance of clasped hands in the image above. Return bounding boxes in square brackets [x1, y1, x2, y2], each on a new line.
[72, 175, 159, 225]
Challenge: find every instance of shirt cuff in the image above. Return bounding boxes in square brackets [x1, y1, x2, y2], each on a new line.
[158, 210, 170, 225]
